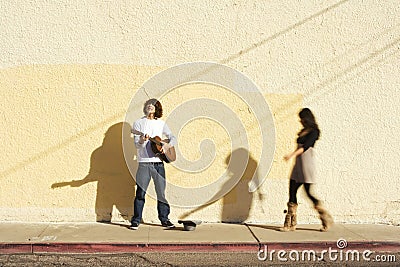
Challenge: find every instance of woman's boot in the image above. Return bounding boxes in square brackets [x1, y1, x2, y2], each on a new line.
[289, 202, 298, 231]
[281, 202, 297, 232]
[314, 201, 334, 232]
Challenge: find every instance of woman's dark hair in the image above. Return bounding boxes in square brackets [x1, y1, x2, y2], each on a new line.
[143, 98, 163, 119]
[299, 108, 319, 134]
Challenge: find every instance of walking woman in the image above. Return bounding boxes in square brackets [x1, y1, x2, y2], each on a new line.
[282, 108, 333, 232]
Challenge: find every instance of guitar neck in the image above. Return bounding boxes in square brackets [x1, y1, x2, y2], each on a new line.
[131, 129, 167, 145]
[131, 129, 144, 136]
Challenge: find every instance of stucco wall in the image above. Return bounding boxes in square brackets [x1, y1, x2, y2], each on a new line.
[0, 1, 399, 225]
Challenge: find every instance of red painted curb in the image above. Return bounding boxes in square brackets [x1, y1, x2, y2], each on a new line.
[0, 242, 399, 254]
[0, 243, 260, 254]
[0, 243, 32, 254]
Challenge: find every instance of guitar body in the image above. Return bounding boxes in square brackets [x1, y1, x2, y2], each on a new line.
[149, 136, 176, 163]
[131, 129, 176, 163]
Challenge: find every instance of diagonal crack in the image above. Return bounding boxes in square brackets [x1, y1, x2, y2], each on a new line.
[244, 223, 262, 251]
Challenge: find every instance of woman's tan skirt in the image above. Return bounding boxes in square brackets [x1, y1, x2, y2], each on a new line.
[290, 147, 317, 183]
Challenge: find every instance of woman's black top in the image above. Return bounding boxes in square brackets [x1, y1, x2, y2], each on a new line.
[297, 128, 320, 152]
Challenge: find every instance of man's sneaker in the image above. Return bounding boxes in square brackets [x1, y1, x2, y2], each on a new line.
[129, 222, 139, 230]
[161, 220, 175, 228]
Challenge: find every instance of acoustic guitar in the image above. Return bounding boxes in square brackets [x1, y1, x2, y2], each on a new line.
[131, 129, 176, 163]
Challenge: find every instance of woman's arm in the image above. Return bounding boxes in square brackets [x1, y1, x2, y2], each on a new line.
[284, 147, 304, 161]
[284, 129, 319, 161]
[302, 129, 319, 152]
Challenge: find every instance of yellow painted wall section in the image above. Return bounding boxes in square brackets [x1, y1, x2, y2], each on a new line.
[1, 1, 399, 224]
[0, 65, 161, 221]
[0, 64, 300, 222]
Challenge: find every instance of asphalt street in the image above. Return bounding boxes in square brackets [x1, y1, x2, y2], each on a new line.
[1, 252, 399, 267]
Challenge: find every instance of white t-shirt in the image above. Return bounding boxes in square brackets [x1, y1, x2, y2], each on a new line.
[132, 117, 177, 162]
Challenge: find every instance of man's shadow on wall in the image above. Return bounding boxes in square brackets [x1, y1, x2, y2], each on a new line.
[180, 148, 260, 223]
[52, 122, 137, 222]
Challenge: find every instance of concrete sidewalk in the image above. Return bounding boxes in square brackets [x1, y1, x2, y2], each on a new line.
[0, 222, 399, 254]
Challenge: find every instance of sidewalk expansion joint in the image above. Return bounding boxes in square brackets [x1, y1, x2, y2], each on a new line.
[244, 223, 262, 251]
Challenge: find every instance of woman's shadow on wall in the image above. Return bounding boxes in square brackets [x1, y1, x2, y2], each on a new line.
[180, 148, 260, 223]
[52, 122, 137, 222]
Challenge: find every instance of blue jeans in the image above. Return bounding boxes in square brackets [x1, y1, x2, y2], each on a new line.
[131, 162, 170, 224]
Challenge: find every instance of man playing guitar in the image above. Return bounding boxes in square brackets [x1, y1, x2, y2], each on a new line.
[129, 98, 177, 230]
